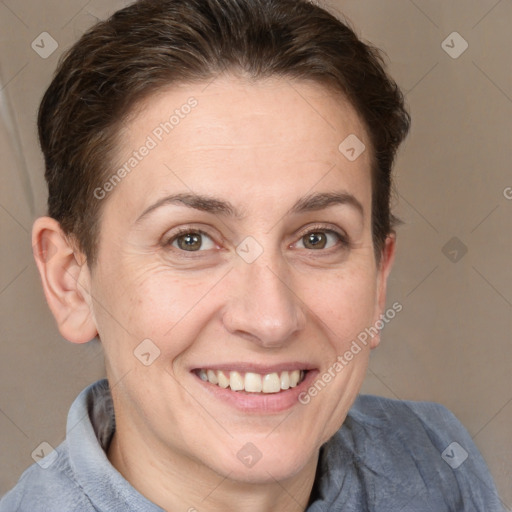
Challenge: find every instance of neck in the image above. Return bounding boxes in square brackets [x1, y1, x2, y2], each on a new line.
[107, 426, 319, 512]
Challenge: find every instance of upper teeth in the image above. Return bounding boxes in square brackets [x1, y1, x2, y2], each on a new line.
[197, 369, 305, 393]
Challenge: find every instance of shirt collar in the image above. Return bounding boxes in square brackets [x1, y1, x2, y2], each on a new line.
[66, 379, 164, 512]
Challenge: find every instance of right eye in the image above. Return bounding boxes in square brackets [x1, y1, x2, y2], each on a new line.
[167, 230, 216, 252]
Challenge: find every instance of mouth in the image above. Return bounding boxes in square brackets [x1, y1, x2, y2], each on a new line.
[193, 368, 308, 394]
[190, 363, 318, 412]
[190, 363, 319, 413]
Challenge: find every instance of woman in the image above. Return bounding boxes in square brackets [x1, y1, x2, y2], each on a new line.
[0, 0, 502, 510]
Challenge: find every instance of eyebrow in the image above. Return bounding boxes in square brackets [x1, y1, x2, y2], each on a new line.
[135, 190, 364, 224]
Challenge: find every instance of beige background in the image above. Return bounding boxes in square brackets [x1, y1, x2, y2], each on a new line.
[0, 0, 510, 507]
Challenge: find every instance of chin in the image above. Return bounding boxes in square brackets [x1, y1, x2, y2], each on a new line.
[210, 435, 319, 484]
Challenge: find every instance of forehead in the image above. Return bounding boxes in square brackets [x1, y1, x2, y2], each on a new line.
[107, 75, 372, 221]
[125, 75, 368, 149]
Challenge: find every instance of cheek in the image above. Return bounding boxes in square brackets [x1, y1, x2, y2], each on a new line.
[94, 265, 218, 361]
[304, 266, 378, 343]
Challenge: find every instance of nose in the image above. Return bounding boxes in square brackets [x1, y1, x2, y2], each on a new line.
[221, 256, 306, 348]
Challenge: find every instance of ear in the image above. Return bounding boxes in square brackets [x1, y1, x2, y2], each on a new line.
[369, 232, 397, 349]
[32, 217, 98, 344]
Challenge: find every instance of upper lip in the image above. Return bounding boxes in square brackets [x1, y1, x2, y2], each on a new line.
[191, 362, 317, 374]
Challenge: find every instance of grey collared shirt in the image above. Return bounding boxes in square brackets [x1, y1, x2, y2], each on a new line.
[0, 379, 504, 511]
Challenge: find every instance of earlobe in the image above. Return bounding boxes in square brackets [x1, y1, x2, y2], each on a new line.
[370, 233, 397, 349]
[32, 217, 98, 344]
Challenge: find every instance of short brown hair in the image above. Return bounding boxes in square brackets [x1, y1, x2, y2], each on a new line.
[38, 0, 410, 266]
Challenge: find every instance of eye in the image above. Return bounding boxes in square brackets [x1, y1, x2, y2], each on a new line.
[295, 228, 348, 251]
[168, 230, 216, 252]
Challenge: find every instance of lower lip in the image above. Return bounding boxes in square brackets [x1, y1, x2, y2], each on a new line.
[192, 370, 319, 413]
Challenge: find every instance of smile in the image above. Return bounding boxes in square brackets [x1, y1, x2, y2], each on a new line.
[194, 369, 307, 394]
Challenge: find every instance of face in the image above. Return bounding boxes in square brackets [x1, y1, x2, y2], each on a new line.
[85, 75, 394, 483]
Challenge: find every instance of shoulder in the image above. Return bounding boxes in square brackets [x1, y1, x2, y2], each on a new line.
[0, 440, 95, 512]
[349, 393, 469, 443]
[325, 394, 503, 511]
[345, 394, 486, 469]
[345, 394, 481, 467]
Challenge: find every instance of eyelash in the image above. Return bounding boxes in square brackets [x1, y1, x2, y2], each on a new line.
[164, 227, 215, 253]
[163, 224, 351, 257]
[295, 224, 351, 251]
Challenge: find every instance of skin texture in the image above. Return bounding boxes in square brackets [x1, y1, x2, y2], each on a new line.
[32, 75, 396, 512]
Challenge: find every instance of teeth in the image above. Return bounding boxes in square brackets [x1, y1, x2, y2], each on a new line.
[229, 371, 244, 391]
[206, 369, 218, 385]
[262, 373, 280, 393]
[217, 370, 230, 389]
[245, 372, 262, 392]
[280, 371, 290, 390]
[197, 369, 306, 393]
[290, 370, 301, 387]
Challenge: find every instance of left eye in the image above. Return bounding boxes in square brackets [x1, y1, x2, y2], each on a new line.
[296, 230, 342, 250]
[170, 231, 216, 252]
